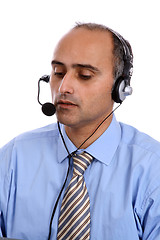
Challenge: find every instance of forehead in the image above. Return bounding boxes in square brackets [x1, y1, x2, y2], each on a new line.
[53, 28, 114, 67]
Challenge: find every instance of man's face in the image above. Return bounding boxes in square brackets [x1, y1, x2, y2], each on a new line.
[50, 28, 114, 129]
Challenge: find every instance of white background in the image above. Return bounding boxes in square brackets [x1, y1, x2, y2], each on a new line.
[0, 0, 160, 147]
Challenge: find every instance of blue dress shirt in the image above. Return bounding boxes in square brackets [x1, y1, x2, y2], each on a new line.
[1, 115, 160, 240]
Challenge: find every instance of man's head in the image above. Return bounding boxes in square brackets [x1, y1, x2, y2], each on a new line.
[50, 23, 130, 133]
[73, 23, 125, 82]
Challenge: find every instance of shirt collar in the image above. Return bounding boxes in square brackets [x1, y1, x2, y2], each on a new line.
[86, 115, 121, 165]
[57, 115, 121, 165]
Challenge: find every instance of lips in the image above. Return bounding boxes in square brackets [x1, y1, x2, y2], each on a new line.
[57, 99, 78, 109]
[58, 100, 76, 105]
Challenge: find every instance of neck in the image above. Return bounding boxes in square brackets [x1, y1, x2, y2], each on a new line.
[64, 114, 113, 149]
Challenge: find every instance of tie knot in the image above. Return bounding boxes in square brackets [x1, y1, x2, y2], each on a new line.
[72, 151, 93, 176]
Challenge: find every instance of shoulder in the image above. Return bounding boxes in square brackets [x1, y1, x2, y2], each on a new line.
[0, 122, 59, 157]
[119, 121, 160, 157]
[0, 122, 59, 183]
[16, 122, 59, 140]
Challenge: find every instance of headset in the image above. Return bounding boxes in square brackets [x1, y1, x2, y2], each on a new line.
[38, 27, 133, 113]
[109, 28, 133, 103]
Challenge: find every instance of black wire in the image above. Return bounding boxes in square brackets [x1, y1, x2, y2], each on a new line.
[48, 156, 71, 240]
[37, 79, 42, 106]
[77, 103, 121, 150]
[58, 122, 70, 156]
[48, 123, 73, 240]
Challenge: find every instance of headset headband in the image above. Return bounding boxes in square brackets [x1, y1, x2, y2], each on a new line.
[108, 27, 133, 84]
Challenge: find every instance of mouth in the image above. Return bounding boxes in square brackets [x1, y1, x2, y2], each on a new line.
[56, 100, 78, 109]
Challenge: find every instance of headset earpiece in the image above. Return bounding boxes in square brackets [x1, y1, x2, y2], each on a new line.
[112, 77, 133, 103]
[112, 77, 124, 103]
[109, 28, 133, 103]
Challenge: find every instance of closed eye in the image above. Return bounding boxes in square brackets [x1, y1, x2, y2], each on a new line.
[54, 72, 65, 77]
[79, 74, 92, 80]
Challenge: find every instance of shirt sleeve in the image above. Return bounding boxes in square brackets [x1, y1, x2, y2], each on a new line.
[0, 140, 15, 237]
[141, 184, 160, 240]
[138, 153, 160, 240]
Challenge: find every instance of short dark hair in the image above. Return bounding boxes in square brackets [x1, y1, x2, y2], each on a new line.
[73, 22, 125, 81]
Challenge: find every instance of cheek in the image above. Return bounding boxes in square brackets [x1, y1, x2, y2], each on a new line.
[50, 79, 59, 100]
[50, 84, 56, 103]
[87, 84, 112, 103]
[84, 85, 113, 114]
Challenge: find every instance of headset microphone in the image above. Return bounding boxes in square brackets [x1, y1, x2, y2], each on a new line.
[37, 75, 56, 116]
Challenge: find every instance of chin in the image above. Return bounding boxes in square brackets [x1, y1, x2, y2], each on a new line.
[56, 112, 77, 127]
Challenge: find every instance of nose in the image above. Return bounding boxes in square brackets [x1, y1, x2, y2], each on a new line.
[58, 72, 74, 94]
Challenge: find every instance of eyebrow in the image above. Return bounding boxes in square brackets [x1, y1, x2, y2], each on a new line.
[51, 60, 64, 66]
[51, 60, 100, 73]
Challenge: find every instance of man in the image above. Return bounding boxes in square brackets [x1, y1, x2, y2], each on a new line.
[0, 23, 160, 240]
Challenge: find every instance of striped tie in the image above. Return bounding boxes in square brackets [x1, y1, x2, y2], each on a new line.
[57, 151, 93, 240]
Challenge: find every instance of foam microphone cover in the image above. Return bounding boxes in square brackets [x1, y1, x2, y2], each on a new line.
[41, 102, 56, 116]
